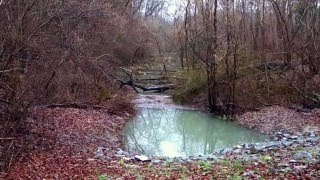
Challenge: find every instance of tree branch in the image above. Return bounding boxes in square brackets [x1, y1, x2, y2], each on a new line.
[0, 68, 24, 74]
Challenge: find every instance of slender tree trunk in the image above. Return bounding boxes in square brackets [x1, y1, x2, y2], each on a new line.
[208, 0, 219, 113]
[241, 0, 247, 43]
[184, 0, 190, 70]
[225, 0, 232, 110]
[261, 0, 266, 63]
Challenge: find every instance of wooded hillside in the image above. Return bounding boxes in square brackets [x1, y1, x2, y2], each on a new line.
[168, 0, 320, 113]
[0, 0, 156, 171]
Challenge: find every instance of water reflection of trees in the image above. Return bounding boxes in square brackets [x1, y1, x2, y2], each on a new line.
[124, 108, 266, 157]
[176, 111, 266, 156]
[176, 111, 221, 155]
[124, 108, 179, 156]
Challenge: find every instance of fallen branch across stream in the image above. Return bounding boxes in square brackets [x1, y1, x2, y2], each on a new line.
[120, 80, 175, 92]
[113, 67, 175, 93]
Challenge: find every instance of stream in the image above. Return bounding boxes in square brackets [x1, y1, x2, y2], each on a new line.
[123, 94, 267, 158]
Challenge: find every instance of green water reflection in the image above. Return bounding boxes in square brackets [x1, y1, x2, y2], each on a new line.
[123, 108, 266, 157]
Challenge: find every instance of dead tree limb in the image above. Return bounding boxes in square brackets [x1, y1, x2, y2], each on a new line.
[113, 67, 175, 93]
[119, 67, 140, 93]
[0, 99, 12, 105]
[0, 138, 15, 140]
[42, 103, 106, 109]
[0, 68, 24, 74]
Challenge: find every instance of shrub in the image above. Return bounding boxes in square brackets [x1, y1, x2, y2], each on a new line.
[172, 70, 206, 104]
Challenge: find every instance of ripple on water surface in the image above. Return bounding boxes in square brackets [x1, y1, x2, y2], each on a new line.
[123, 107, 267, 157]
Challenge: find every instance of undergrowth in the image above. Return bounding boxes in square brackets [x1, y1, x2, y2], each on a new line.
[172, 70, 206, 104]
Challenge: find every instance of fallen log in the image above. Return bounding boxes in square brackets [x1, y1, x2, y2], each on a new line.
[138, 76, 186, 81]
[113, 67, 175, 93]
[136, 84, 175, 92]
[118, 79, 174, 93]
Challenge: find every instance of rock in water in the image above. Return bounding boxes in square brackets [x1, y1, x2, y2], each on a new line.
[207, 154, 218, 160]
[220, 148, 232, 155]
[233, 149, 242, 154]
[135, 155, 150, 162]
[283, 133, 291, 138]
[242, 143, 250, 150]
[306, 137, 318, 143]
[95, 147, 106, 157]
[281, 140, 293, 147]
[151, 159, 161, 164]
[293, 151, 312, 161]
[250, 145, 265, 154]
[289, 135, 299, 140]
[266, 141, 281, 148]
[310, 132, 316, 138]
[116, 149, 129, 156]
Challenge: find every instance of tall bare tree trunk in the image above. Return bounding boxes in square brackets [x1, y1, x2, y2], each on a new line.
[184, 0, 190, 70]
[207, 0, 219, 113]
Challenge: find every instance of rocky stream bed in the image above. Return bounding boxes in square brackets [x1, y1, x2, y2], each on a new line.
[91, 129, 319, 178]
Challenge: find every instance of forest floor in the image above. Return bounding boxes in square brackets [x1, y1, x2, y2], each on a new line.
[1, 93, 320, 179]
[237, 106, 320, 134]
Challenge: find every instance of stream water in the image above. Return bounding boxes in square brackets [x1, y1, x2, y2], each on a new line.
[123, 94, 267, 157]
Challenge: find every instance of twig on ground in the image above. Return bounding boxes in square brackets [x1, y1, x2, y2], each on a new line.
[43, 103, 106, 109]
[0, 138, 15, 140]
[0, 99, 12, 105]
[8, 150, 14, 172]
[0, 68, 24, 73]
